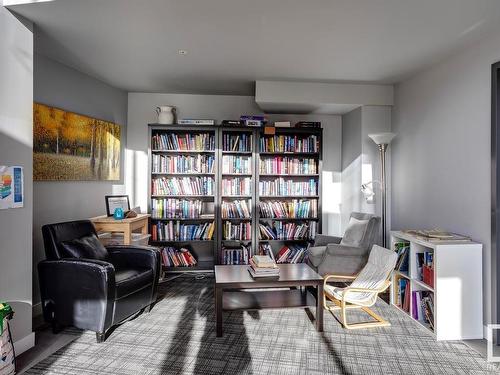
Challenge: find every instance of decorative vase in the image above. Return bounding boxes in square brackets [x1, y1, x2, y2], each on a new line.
[156, 106, 176, 124]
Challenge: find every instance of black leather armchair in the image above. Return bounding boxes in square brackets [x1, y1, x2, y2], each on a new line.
[38, 220, 161, 342]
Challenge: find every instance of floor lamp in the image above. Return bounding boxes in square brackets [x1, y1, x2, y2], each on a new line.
[368, 132, 396, 248]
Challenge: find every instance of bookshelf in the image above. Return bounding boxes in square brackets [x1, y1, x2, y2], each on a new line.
[148, 125, 323, 273]
[256, 127, 322, 264]
[149, 125, 219, 273]
[390, 231, 483, 340]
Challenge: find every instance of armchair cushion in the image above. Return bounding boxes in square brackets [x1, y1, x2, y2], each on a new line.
[314, 234, 342, 247]
[326, 244, 369, 257]
[340, 217, 369, 247]
[115, 267, 154, 299]
[60, 234, 109, 261]
[307, 246, 327, 267]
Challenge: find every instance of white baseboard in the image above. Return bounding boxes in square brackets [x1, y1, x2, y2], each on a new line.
[32, 302, 42, 318]
[14, 332, 35, 355]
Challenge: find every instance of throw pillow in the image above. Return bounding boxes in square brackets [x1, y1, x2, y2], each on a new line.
[60, 233, 109, 260]
[340, 217, 369, 247]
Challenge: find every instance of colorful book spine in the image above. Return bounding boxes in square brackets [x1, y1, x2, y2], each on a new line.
[152, 154, 214, 174]
[259, 156, 317, 175]
[222, 155, 252, 174]
[221, 177, 252, 196]
[259, 135, 319, 153]
[151, 221, 215, 241]
[152, 176, 214, 196]
[161, 247, 198, 267]
[259, 199, 317, 219]
[221, 199, 251, 218]
[223, 221, 252, 240]
[258, 221, 316, 240]
[152, 132, 215, 151]
[259, 178, 317, 196]
[221, 244, 251, 265]
[222, 133, 252, 152]
[151, 198, 206, 219]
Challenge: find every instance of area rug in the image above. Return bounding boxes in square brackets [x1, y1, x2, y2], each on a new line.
[26, 275, 498, 374]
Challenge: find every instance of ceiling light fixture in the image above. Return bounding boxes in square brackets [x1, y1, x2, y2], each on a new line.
[178, 50, 188, 55]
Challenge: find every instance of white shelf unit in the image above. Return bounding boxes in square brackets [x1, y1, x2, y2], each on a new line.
[390, 231, 483, 341]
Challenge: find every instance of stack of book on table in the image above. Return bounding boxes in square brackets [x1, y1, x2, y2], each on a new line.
[248, 255, 279, 279]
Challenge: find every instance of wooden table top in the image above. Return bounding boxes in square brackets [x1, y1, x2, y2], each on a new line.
[215, 263, 323, 286]
[90, 213, 150, 224]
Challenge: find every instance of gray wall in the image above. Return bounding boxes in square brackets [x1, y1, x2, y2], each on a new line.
[127, 93, 343, 235]
[0, 5, 34, 352]
[341, 106, 392, 235]
[32, 53, 127, 306]
[392, 30, 500, 328]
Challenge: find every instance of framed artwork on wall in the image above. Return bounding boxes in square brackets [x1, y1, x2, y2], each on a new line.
[33, 103, 121, 181]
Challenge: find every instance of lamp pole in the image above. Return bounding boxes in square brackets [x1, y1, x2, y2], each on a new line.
[378, 143, 388, 248]
[368, 132, 396, 249]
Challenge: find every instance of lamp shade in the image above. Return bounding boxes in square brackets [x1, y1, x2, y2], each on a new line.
[368, 132, 396, 145]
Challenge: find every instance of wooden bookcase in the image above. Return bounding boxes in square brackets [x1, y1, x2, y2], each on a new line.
[148, 124, 323, 273]
[390, 230, 483, 340]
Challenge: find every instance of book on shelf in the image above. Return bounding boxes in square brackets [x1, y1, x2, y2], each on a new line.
[222, 177, 252, 196]
[276, 245, 307, 263]
[259, 156, 317, 175]
[151, 221, 215, 242]
[402, 229, 471, 242]
[152, 132, 215, 151]
[274, 121, 291, 128]
[258, 243, 276, 262]
[221, 199, 251, 218]
[152, 198, 212, 219]
[221, 120, 241, 126]
[222, 133, 252, 152]
[251, 255, 277, 268]
[222, 155, 252, 174]
[259, 177, 318, 197]
[396, 278, 411, 313]
[152, 154, 214, 174]
[221, 244, 251, 265]
[416, 251, 433, 282]
[394, 241, 410, 273]
[240, 115, 266, 128]
[152, 176, 214, 196]
[259, 134, 319, 153]
[412, 291, 434, 329]
[295, 121, 321, 128]
[258, 221, 316, 240]
[178, 119, 216, 125]
[259, 199, 317, 219]
[161, 247, 197, 267]
[223, 221, 252, 241]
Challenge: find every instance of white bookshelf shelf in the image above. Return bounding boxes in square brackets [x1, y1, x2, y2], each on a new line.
[390, 230, 483, 341]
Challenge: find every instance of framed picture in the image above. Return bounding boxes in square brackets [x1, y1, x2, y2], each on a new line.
[33, 103, 121, 181]
[105, 195, 130, 217]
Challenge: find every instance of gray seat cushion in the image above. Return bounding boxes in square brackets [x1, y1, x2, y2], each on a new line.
[307, 246, 327, 267]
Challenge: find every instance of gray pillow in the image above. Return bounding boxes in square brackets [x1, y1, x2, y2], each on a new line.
[340, 217, 369, 247]
[60, 233, 109, 261]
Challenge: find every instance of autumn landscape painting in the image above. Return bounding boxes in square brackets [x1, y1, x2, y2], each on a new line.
[33, 103, 120, 181]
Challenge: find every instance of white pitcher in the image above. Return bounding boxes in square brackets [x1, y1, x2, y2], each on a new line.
[156, 106, 176, 124]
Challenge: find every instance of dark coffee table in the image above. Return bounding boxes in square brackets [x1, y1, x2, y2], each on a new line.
[214, 263, 324, 337]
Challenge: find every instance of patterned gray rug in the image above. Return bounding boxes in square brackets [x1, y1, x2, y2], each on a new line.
[27, 275, 498, 374]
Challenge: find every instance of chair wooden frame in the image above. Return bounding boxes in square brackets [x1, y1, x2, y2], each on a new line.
[323, 274, 392, 329]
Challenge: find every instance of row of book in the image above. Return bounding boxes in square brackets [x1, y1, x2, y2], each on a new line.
[221, 199, 251, 218]
[221, 244, 251, 265]
[276, 245, 307, 264]
[223, 221, 252, 241]
[395, 241, 410, 273]
[160, 247, 197, 267]
[396, 278, 410, 313]
[259, 199, 317, 219]
[259, 157, 318, 175]
[222, 133, 252, 152]
[259, 178, 318, 197]
[416, 251, 433, 281]
[222, 155, 252, 174]
[413, 291, 434, 330]
[258, 221, 316, 240]
[259, 135, 319, 153]
[258, 243, 275, 260]
[151, 154, 215, 174]
[151, 198, 211, 219]
[152, 177, 215, 196]
[151, 221, 215, 242]
[152, 133, 215, 151]
[221, 177, 252, 196]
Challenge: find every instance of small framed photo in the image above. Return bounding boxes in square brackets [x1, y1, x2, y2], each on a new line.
[105, 195, 130, 217]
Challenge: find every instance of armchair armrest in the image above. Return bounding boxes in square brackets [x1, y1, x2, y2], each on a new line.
[38, 258, 116, 332]
[340, 280, 392, 302]
[314, 234, 342, 247]
[106, 245, 160, 270]
[326, 243, 369, 257]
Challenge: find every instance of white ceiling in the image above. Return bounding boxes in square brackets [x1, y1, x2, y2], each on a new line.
[7, 0, 500, 95]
